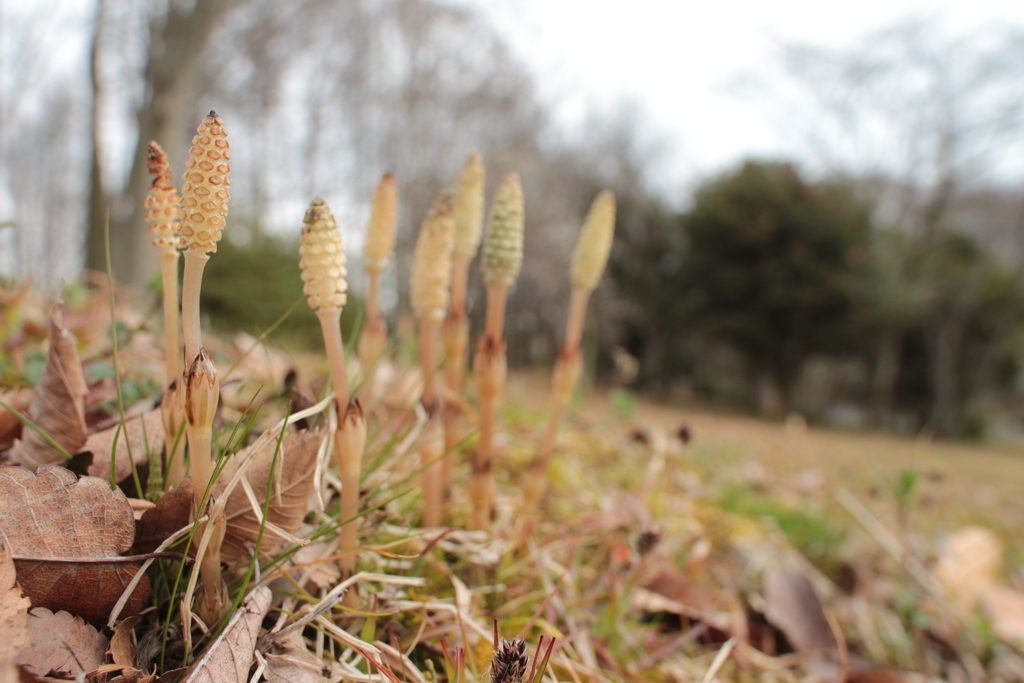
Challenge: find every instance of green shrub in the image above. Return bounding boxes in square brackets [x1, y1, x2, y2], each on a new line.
[197, 222, 362, 351]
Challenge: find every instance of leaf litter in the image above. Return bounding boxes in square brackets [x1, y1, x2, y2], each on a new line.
[7, 302, 87, 470]
[0, 465, 150, 623]
[4, 286, 1024, 682]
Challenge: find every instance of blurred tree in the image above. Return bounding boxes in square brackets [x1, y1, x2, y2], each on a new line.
[744, 19, 1024, 432]
[680, 160, 872, 415]
[912, 232, 1024, 435]
[85, 0, 241, 283]
[855, 229, 928, 428]
[200, 219, 360, 351]
[11, 0, 666, 369]
[605, 193, 689, 393]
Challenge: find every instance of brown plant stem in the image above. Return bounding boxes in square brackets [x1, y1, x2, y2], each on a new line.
[450, 252, 471, 320]
[518, 286, 591, 545]
[484, 284, 509, 340]
[162, 382, 186, 489]
[184, 348, 220, 617]
[470, 283, 512, 530]
[441, 252, 473, 492]
[562, 287, 591, 354]
[357, 272, 388, 402]
[420, 410, 444, 528]
[160, 252, 182, 384]
[418, 315, 445, 526]
[366, 270, 381, 326]
[160, 251, 185, 490]
[188, 425, 213, 514]
[536, 286, 591, 467]
[419, 316, 442, 408]
[195, 504, 228, 626]
[316, 307, 349, 414]
[334, 399, 366, 604]
[181, 250, 209, 369]
[471, 331, 507, 531]
[441, 313, 468, 490]
[185, 350, 218, 515]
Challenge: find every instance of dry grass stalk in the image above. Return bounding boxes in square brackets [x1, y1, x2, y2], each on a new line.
[471, 173, 523, 531]
[520, 190, 614, 536]
[358, 174, 398, 394]
[144, 140, 186, 488]
[442, 152, 484, 493]
[410, 191, 456, 527]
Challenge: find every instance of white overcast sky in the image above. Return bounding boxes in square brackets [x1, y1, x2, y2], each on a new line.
[472, 0, 1024, 195]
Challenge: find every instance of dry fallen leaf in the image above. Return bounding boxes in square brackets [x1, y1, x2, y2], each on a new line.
[15, 606, 108, 677]
[983, 586, 1024, 646]
[220, 428, 322, 563]
[0, 388, 31, 453]
[104, 615, 160, 682]
[83, 410, 165, 484]
[0, 465, 151, 623]
[9, 302, 88, 470]
[935, 526, 1002, 610]
[0, 533, 30, 668]
[111, 669, 159, 683]
[135, 429, 321, 564]
[134, 482, 192, 554]
[110, 614, 141, 668]
[183, 586, 271, 683]
[763, 571, 838, 659]
[264, 631, 329, 682]
[637, 566, 735, 633]
[291, 541, 341, 591]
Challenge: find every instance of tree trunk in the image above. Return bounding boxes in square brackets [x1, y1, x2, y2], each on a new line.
[869, 328, 901, 429]
[927, 315, 966, 436]
[84, 0, 236, 286]
[757, 363, 787, 419]
[85, 0, 107, 276]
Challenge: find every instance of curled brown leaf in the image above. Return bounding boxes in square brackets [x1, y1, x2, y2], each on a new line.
[0, 465, 151, 623]
[0, 388, 31, 453]
[9, 302, 88, 470]
[220, 428, 322, 564]
[15, 606, 108, 677]
[83, 409, 165, 484]
[135, 428, 322, 564]
[763, 571, 838, 659]
[0, 532, 30, 666]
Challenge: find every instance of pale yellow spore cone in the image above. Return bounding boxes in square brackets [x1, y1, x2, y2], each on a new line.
[453, 151, 485, 258]
[410, 192, 456, 319]
[144, 141, 181, 255]
[179, 111, 231, 255]
[362, 174, 398, 274]
[299, 199, 348, 311]
[570, 190, 616, 291]
[481, 173, 524, 287]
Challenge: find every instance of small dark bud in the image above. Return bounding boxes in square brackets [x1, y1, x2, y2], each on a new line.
[636, 526, 662, 557]
[676, 423, 692, 444]
[491, 638, 528, 683]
